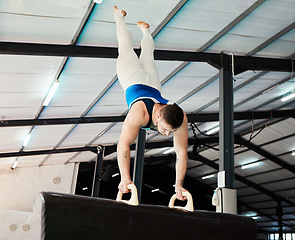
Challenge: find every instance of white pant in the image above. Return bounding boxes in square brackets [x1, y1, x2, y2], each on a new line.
[114, 9, 161, 92]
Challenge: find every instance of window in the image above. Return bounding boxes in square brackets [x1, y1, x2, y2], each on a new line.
[269, 233, 295, 240]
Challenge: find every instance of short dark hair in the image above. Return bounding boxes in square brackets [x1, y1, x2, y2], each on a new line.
[160, 104, 184, 129]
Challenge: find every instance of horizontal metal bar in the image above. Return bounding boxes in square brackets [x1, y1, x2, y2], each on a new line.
[1, 110, 293, 127]
[0, 42, 294, 72]
[0, 137, 207, 159]
[189, 109, 295, 122]
[0, 146, 97, 158]
[0, 41, 219, 62]
[0, 116, 126, 127]
[234, 55, 295, 73]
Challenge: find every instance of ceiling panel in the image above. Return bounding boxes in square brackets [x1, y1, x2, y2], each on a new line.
[279, 153, 295, 165]
[0, 126, 31, 152]
[40, 57, 118, 118]
[79, 0, 182, 47]
[247, 201, 277, 209]
[261, 136, 295, 155]
[234, 72, 290, 103]
[255, 29, 295, 58]
[238, 193, 273, 203]
[208, 0, 295, 56]
[262, 178, 295, 192]
[86, 80, 126, 116]
[59, 123, 111, 148]
[68, 151, 97, 163]
[199, 149, 219, 160]
[0, 55, 64, 119]
[274, 189, 295, 199]
[187, 159, 202, 169]
[245, 168, 295, 184]
[24, 125, 74, 151]
[234, 150, 263, 167]
[41, 152, 78, 166]
[17, 155, 47, 168]
[0, 157, 15, 169]
[155, 0, 257, 51]
[161, 62, 218, 103]
[234, 181, 247, 189]
[237, 187, 261, 197]
[235, 160, 281, 177]
[197, 176, 217, 187]
[242, 118, 295, 145]
[179, 79, 219, 112]
[0, 0, 91, 44]
[186, 164, 216, 178]
[92, 122, 123, 145]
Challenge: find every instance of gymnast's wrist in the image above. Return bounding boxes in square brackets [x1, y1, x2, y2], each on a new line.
[121, 177, 131, 182]
[175, 180, 184, 186]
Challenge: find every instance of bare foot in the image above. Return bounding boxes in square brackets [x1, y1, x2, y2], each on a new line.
[137, 21, 149, 30]
[113, 6, 127, 17]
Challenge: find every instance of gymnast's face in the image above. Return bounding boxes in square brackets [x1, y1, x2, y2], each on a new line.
[157, 118, 174, 136]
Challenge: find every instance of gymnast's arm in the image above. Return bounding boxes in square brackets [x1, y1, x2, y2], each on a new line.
[117, 104, 147, 193]
[173, 112, 189, 200]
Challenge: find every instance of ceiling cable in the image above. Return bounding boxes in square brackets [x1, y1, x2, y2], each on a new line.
[229, 53, 236, 81]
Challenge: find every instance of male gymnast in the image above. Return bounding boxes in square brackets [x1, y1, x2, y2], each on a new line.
[114, 6, 188, 200]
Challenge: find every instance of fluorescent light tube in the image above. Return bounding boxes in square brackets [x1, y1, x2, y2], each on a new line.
[281, 92, 295, 102]
[245, 211, 257, 217]
[11, 158, 19, 169]
[151, 188, 160, 193]
[241, 162, 259, 169]
[43, 80, 60, 106]
[202, 174, 215, 180]
[23, 133, 31, 147]
[112, 173, 120, 178]
[291, 151, 295, 156]
[207, 126, 219, 135]
[262, 84, 279, 94]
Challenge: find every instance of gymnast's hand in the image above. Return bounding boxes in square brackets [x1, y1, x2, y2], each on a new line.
[118, 178, 134, 193]
[175, 184, 188, 201]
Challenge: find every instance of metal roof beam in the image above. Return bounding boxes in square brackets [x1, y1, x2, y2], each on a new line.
[1, 109, 294, 127]
[0, 41, 294, 72]
[0, 138, 206, 159]
[0, 146, 97, 158]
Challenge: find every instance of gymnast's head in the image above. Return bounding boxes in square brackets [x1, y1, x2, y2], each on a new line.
[157, 104, 184, 135]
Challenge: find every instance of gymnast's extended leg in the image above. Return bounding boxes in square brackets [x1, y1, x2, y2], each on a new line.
[114, 6, 141, 91]
[137, 21, 161, 91]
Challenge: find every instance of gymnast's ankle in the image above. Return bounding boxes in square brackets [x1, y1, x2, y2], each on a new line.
[137, 21, 150, 30]
[113, 6, 127, 17]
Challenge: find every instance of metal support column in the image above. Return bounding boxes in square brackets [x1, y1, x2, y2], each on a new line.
[213, 53, 237, 214]
[132, 129, 146, 203]
[92, 145, 104, 198]
[219, 53, 235, 189]
[276, 201, 283, 240]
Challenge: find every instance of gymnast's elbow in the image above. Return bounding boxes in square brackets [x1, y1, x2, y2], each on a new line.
[117, 140, 130, 155]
